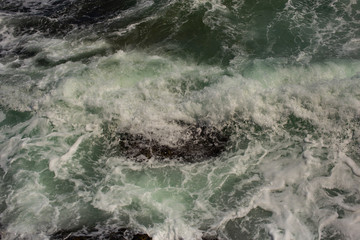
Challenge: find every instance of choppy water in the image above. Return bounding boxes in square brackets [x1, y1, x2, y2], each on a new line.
[0, 0, 360, 239]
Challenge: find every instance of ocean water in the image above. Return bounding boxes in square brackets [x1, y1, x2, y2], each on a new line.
[0, 0, 360, 239]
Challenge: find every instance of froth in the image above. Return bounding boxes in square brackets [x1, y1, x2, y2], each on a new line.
[1, 45, 360, 240]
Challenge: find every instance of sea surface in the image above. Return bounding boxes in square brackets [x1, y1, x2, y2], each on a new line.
[1, 0, 360, 239]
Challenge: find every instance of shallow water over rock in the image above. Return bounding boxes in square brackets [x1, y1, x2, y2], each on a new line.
[103, 122, 232, 162]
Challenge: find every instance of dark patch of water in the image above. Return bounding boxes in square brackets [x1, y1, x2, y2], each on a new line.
[103, 121, 231, 162]
[50, 227, 151, 240]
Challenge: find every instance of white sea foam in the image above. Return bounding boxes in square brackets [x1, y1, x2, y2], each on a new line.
[49, 134, 88, 179]
[1, 4, 360, 236]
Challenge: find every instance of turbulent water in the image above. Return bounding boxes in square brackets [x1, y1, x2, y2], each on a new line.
[1, 0, 360, 239]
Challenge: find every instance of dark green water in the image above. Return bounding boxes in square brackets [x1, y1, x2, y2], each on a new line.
[0, 0, 360, 239]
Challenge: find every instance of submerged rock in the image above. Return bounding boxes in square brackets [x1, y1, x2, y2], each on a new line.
[50, 228, 151, 240]
[50, 227, 221, 240]
[201, 232, 220, 240]
[103, 121, 231, 162]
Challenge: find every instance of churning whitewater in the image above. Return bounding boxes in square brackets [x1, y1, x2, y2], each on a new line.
[0, 0, 360, 239]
